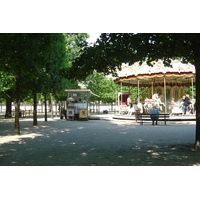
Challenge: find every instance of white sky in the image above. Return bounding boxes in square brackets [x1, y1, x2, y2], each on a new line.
[87, 33, 101, 44]
[1, 1, 198, 33]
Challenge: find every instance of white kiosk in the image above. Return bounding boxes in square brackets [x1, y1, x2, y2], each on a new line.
[65, 89, 99, 120]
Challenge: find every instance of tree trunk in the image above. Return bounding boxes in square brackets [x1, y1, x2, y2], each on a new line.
[14, 75, 20, 135]
[194, 49, 200, 148]
[51, 94, 53, 119]
[44, 93, 47, 121]
[5, 96, 12, 118]
[33, 92, 38, 126]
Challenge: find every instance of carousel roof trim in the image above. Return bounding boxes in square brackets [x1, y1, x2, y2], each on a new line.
[116, 60, 196, 78]
[114, 60, 196, 86]
[114, 71, 195, 82]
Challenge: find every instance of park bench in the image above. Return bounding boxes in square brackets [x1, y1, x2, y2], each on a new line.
[137, 113, 170, 125]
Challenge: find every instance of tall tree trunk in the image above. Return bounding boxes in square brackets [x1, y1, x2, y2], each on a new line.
[14, 75, 20, 135]
[51, 94, 53, 119]
[194, 49, 200, 148]
[33, 92, 38, 126]
[5, 96, 12, 118]
[44, 93, 47, 121]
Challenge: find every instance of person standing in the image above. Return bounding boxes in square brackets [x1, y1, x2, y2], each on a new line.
[183, 94, 191, 115]
[127, 100, 133, 115]
[126, 95, 131, 106]
[133, 101, 140, 123]
[150, 106, 160, 125]
[181, 96, 185, 114]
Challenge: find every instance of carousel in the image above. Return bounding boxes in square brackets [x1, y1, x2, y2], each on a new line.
[114, 60, 196, 114]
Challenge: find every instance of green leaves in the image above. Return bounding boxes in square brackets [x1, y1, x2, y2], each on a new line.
[0, 33, 68, 100]
[73, 33, 200, 75]
[82, 71, 117, 102]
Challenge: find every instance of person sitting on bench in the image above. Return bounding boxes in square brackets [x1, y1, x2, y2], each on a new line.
[150, 106, 160, 125]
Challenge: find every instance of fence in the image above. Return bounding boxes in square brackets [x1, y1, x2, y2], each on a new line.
[89, 102, 118, 114]
[0, 102, 120, 116]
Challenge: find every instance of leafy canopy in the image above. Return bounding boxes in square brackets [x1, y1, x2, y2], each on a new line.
[70, 33, 200, 80]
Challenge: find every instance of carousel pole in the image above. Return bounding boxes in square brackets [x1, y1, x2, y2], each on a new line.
[191, 78, 194, 99]
[164, 76, 167, 113]
[120, 81, 123, 113]
[138, 79, 140, 100]
[120, 81, 122, 95]
[120, 81, 122, 104]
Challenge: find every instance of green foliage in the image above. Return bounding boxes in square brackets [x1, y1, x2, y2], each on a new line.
[0, 33, 89, 104]
[41, 33, 67, 94]
[64, 33, 89, 66]
[0, 34, 55, 98]
[0, 71, 15, 94]
[53, 33, 89, 100]
[83, 71, 117, 103]
[121, 86, 148, 102]
[71, 33, 200, 80]
[54, 79, 81, 101]
[184, 86, 196, 98]
[0, 34, 68, 132]
[82, 71, 147, 103]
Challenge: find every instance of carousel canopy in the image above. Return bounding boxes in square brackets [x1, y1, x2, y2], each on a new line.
[114, 60, 196, 87]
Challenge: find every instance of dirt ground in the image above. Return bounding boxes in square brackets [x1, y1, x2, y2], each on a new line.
[0, 115, 199, 166]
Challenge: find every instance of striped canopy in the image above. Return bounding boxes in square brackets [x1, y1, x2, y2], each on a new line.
[114, 60, 196, 87]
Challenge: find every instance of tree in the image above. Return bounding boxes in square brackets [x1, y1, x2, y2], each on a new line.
[72, 33, 200, 148]
[0, 33, 33, 134]
[82, 71, 118, 103]
[0, 71, 15, 117]
[0, 33, 90, 134]
[38, 33, 66, 123]
[53, 33, 89, 101]
[0, 33, 67, 134]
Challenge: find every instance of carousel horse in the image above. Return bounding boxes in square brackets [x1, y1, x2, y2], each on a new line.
[144, 99, 154, 113]
[143, 94, 165, 113]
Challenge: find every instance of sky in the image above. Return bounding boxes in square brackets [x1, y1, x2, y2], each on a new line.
[1, 1, 198, 33]
[87, 33, 101, 44]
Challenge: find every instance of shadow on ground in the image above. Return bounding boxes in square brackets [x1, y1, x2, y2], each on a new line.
[0, 118, 199, 166]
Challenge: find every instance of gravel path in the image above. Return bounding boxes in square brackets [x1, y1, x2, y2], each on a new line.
[0, 116, 199, 166]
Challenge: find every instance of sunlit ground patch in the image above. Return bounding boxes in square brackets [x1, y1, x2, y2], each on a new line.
[110, 120, 138, 126]
[0, 133, 43, 144]
[81, 152, 87, 156]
